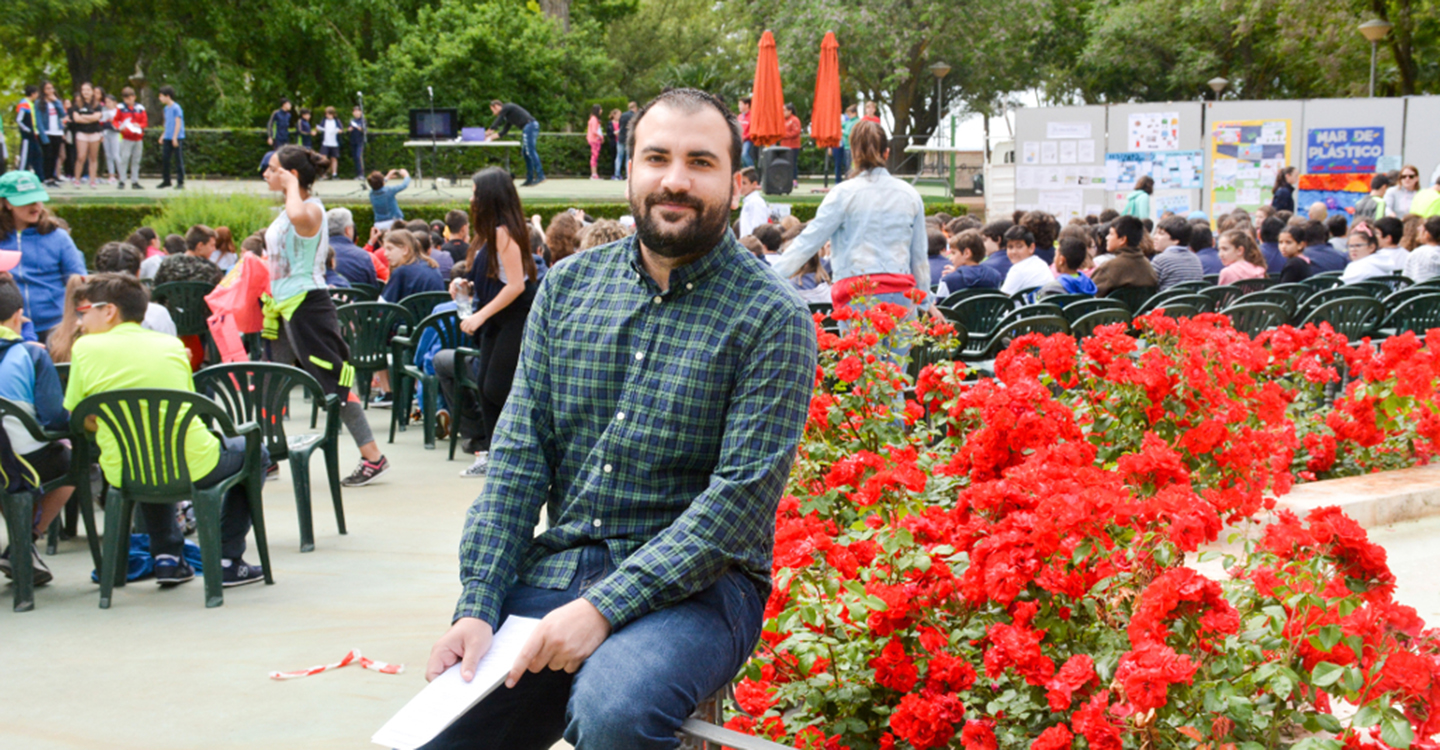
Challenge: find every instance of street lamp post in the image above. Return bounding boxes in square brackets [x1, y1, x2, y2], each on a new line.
[928, 61, 951, 143]
[1208, 77, 1229, 101]
[1359, 19, 1392, 97]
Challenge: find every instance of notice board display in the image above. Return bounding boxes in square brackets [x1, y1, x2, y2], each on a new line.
[1305, 127, 1385, 174]
[1210, 119, 1291, 216]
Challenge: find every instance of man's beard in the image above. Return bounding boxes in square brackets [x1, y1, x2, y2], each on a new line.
[631, 187, 733, 259]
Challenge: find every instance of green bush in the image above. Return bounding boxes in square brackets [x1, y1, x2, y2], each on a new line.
[49, 204, 154, 259]
[142, 191, 277, 239]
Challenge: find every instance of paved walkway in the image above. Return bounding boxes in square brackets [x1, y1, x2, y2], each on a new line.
[43, 176, 954, 207]
[4, 404, 1438, 748]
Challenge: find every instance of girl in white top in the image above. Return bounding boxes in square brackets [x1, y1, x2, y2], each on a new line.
[319, 106, 344, 179]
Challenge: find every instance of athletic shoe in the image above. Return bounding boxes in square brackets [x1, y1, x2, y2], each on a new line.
[265, 463, 281, 482]
[459, 451, 488, 478]
[154, 555, 196, 586]
[222, 559, 265, 587]
[131, 182, 143, 190]
[370, 391, 393, 408]
[341, 456, 390, 487]
[155, 182, 172, 189]
[2, 546, 54, 586]
[521, 180, 536, 187]
[108, 176, 117, 186]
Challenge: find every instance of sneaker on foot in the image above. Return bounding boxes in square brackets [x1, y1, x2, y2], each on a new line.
[222, 558, 265, 587]
[154, 555, 196, 586]
[265, 463, 281, 482]
[342, 456, 391, 487]
[131, 182, 143, 190]
[29, 547, 53, 586]
[370, 391, 393, 408]
[459, 451, 489, 478]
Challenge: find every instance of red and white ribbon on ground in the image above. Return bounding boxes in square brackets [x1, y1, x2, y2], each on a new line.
[269, 649, 405, 680]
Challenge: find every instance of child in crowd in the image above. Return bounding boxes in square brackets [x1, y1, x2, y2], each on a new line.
[63, 273, 265, 586]
[101, 92, 121, 186]
[368, 169, 411, 231]
[1340, 222, 1391, 285]
[0, 171, 88, 343]
[348, 106, 367, 181]
[381, 229, 445, 303]
[736, 167, 768, 238]
[1000, 225, 1052, 296]
[935, 229, 1002, 297]
[0, 275, 71, 586]
[1216, 230, 1268, 285]
[1278, 225, 1313, 283]
[1403, 217, 1440, 283]
[788, 253, 831, 304]
[156, 86, 184, 190]
[92, 241, 177, 335]
[406, 219, 453, 279]
[297, 107, 314, 150]
[1037, 236, 1096, 299]
[441, 210, 470, 266]
[320, 107, 342, 179]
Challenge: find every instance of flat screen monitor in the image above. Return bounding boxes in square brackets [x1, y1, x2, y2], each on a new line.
[409, 108, 458, 140]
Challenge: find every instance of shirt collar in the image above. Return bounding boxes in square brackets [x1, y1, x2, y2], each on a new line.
[626, 231, 741, 294]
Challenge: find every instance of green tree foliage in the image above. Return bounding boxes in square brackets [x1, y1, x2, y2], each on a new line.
[605, 0, 749, 102]
[363, 0, 613, 131]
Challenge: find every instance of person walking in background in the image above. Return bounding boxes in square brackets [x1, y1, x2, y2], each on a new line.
[1271, 167, 1298, 212]
[113, 87, 147, 190]
[100, 92, 121, 186]
[267, 98, 293, 148]
[487, 100, 544, 186]
[738, 95, 754, 169]
[613, 101, 637, 180]
[836, 104, 856, 184]
[39, 82, 66, 187]
[1122, 175, 1153, 220]
[15, 86, 45, 178]
[69, 82, 103, 188]
[319, 106, 342, 179]
[348, 105, 367, 180]
[585, 104, 603, 180]
[157, 86, 184, 189]
[781, 102, 803, 189]
[1386, 165, 1421, 218]
[368, 168, 411, 231]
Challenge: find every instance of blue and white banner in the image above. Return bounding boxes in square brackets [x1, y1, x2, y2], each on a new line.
[1306, 127, 1384, 173]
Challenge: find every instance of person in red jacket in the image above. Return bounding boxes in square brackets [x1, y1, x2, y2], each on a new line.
[112, 87, 147, 189]
[781, 102, 803, 189]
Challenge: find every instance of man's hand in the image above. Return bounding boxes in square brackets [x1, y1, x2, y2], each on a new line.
[507, 599, 611, 688]
[426, 617, 494, 682]
[369, 226, 384, 245]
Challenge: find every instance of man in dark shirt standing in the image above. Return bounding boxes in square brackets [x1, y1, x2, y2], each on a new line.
[613, 101, 637, 180]
[488, 100, 544, 186]
[423, 88, 816, 750]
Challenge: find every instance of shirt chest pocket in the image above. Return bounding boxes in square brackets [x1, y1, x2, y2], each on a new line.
[621, 341, 734, 466]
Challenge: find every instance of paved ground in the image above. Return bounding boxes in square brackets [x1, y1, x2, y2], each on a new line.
[4, 403, 1438, 748]
[42, 175, 955, 207]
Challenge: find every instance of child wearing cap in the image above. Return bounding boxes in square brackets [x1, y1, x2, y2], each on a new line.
[0, 172, 87, 343]
[0, 275, 72, 586]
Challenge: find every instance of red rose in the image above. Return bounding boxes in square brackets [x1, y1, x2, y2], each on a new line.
[1031, 723, 1074, 750]
[960, 719, 997, 750]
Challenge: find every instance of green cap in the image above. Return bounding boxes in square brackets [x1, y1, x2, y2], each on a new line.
[0, 171, 49, 206]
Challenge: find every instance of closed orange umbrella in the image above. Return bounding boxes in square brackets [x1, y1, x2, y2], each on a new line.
[749, 30, 786, 147]
[810, 32, 842, 150]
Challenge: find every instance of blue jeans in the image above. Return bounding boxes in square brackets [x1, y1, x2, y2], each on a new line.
[422, 545, 764, 750]
[612, 141, 627, 179]
[833, 146, 849, 183]
[135, 435, 268, 561]
[741, 141, 755, 169]
[521, 121, 544, 183]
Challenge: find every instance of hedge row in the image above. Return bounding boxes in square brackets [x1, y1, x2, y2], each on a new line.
[120, 128, 849, 180]
[50, 200, 964, 262]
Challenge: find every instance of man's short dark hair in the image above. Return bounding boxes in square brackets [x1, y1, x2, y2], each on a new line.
[0, 278, 23, 322]
[490, 99, 504, 108]
[444, 209, 468, 235]
[1424, 216, 1440, 244]
[1188, 221, 1213, 252]
[1326, 214, 1349, 238]
[158, 85, 176, 99]
[1302, 220, 1329, 246]
[1002, 225, 1035, 246]
[626, 88, 742, 174]
[740, 96, 751, 106]
[1371, 173, 1390, 191]
[1112, 215, 1145, 248]
[185, 224, 217, 251]
[77, 272, 148, 324]
[1283, 225, 1308, 245]
[1157, 216, 1192, 246]
[1099, 208, 1120, 223]
[738, 167, 759, 185]
[1374, 216, 1404, 244]
[1020, 211, 1059, 249]
[95, 241, 143, 275]
[945, 216, 980, 236]
[1057, 236, 1087, 272]
[751, 224, 782, 253]
[926, 228, 946, 257]
[980, 219, 1013, 244]
[163, 234, 186, 256]
[23, 85, 38, 97]
[949, 229, 986, 263]
[1260, 215, 1285, 243]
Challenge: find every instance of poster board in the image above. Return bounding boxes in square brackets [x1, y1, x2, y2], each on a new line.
[1300, 97, 1405, 176]
[1012, 105, 1108, 221]
[1208, 119, 1291, 216]
[1106, 102, 1204, 217]
[1204, 100, 1304, 217]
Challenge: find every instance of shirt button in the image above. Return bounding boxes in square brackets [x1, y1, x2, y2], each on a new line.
[616, 411, 625, 421]
[593, 518, 603, 528]
[686, 283, 694, 290]
[653, 296, 662, 304]
[603, 463, 613, 473]
[634, 351, 644, 361]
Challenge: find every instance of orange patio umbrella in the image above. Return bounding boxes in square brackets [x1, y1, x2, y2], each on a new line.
[749, 30, 786, 147]
[810, 32, 842, 151]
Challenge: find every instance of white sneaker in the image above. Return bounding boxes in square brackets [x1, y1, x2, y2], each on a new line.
[459, 452, 488, 478]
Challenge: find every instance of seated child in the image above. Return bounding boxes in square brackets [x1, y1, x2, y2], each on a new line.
[0, 277, 72, 585]
[62, 273, 267, 587]
[1037, 236, 1097, 299]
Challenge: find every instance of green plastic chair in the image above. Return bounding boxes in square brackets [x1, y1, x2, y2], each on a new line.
[1036, 293, 1090, 309]
[1102, 286, 1157, 315]
[0, 398, 101, 612]
[1199, 285, 1244, 311]
[335, 302, 414, 407]
[1296, 286, 1373, 322]
[806, 302, 833, 319]
[965, 315, 1070, 361]
[1224, 303, 1290, 337]
[905, 324, 968, 382]
[1159, 294, 1215, 314]
[449, 346, 484, 461]
[328, 287, 369, 307]
[1347, 280, 1393, 300]
[351, 282, 382, 299]
[1298, 297, 1384, 342]
[1228, 290, 1298, 319]
[70, 388, 272, 609]
[1268, 283, 1314, 304]
[1069, 308, 1131, 338]
[944, 294, 1013, 357]
[1135, 288, 1200, 317]
[939, 287, 1002, 308]
[1299, 274, 1345, 296]
[389, 311, 465, 450]
[1230, 277, 1274, 295]
[1009, 286, 1043, 306]
[1202, 274, 1220, 285]
[1380, 286, 1436, 312]
[1375, 294, 1440, 339]
[1061, 298, 1129, 324]
[1372, 274, 1413, 294]
[396, 292, 454, 328]
[193, 363, 344, 553]
[151, 281, 216, 338]
[1153, 303, 1200, 320]
[1169, 281, 1212, 293]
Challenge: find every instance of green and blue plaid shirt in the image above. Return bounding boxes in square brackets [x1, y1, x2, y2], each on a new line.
[454, 232, 818, 629]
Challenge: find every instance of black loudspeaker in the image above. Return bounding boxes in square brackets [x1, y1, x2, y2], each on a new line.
[761, 147, 793, 195]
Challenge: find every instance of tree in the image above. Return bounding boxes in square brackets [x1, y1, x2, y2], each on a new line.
[604, 0, 749, 102]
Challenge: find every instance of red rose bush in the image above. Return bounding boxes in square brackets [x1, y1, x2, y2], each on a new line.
[727, 307, 1440, 750]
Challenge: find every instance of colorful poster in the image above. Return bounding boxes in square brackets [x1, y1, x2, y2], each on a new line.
[1104, 151, 1203, 192]
[1022, 142, 1040, 165]
[1296, 174, 1373, 222]
[1210, 120, 1291, 214]
[1305, 127, 1384, 173]
[1127, 112, 1181, 151]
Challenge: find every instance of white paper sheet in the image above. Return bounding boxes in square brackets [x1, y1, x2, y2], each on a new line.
[1040, 141, 1059, 165]
[1058, 140, 1077, 164]
[1077, 140, 1096, 164]
[372, 617, 542, 750]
